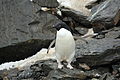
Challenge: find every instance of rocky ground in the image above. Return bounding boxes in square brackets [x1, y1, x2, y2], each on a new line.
[0, 26, 120, 80]
[0, 0, 120, 80]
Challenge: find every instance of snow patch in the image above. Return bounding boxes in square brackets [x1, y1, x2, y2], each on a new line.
[57, 0, 97, 16]
[0, 48, 55, 70]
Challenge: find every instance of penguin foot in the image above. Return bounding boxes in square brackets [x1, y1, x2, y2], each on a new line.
[58, 64, 63, 69]
[67, 64, 73, 69]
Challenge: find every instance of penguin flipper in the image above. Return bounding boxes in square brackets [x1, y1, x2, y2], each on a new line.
[47, 40, 56, 53]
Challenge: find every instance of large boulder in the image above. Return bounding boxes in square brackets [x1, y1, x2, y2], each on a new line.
[75, 27, 120, 67]
[0, 0, 61, 64]
[61, 9, 92, 28]
[87, 0, 120, 31]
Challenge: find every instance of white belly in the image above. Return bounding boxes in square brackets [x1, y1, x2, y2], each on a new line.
[55, 28, 75, 60]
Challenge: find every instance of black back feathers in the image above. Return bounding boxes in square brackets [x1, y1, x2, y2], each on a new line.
[53, 22, 72, 32]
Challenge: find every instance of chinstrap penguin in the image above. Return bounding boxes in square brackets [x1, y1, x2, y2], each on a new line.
[52, 22, 75, 69]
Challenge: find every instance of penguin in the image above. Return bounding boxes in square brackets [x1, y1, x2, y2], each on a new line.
[52, 22, 75, 69]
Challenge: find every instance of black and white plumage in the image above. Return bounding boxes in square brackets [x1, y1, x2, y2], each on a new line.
[53, 22, 72, 32]
[53, 22, 75, 69]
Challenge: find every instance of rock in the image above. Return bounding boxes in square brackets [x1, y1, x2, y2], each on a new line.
[75, 27, 88, 35]
[86, 67, 110, 78]
[85, 0, 107, 9]
[61, 9, 92, 27]
[0, 57, 119, 80]
[32, 0, 59, 8]
[0, 0, 120, 80]
[17, 69, 33, 80]
[0, 68, 19, 80]
[57, 0, 96, 16]
[16, 59, 87, 80]
[111, 61, 120, 78]
[88, 0, 120, 31]
[105, 27, 120, 39]
[91, 78, 99, 80]
[79, 63, 91, 70]
[46, 68, 87, 80]
[0, 76, 2, 80]
[75, 27, 120, 67]
[0, 0, 61, 64]
[99, 73, 115, 80]
[0, 39, 53, 64]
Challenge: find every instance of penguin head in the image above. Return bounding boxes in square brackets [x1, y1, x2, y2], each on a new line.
[53, 22, 72, 32]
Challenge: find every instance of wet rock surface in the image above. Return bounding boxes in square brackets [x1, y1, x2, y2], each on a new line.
[0, 27, 120, 80]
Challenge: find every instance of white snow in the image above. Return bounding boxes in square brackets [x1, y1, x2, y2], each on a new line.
[0, 47, 55, 70]
[57, 0, 97, 16]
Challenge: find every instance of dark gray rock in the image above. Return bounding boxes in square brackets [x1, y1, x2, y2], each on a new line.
[61, 9, 92, 28]
[18, 59, 87, 80]
[0, 0, 61, 64]
[85, 0, 107, 9]
[45, 68, 87, 80]
[17, 69, 33, 80]
[111, 62, 120, 78]
[88, 0, 120, 30]
[75, 27, 120, 67]
[86, 67, 108, 78]
[0, 39, 53, 64]
[0, 76, 2, 80]
[0, 59, 86, 80]
[32, 0, 59, 8]
[0, 59, 119, 80]
[0, 68, 19, 80]
[1, 27, 119, 80]
[99, 73, 115, 80]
